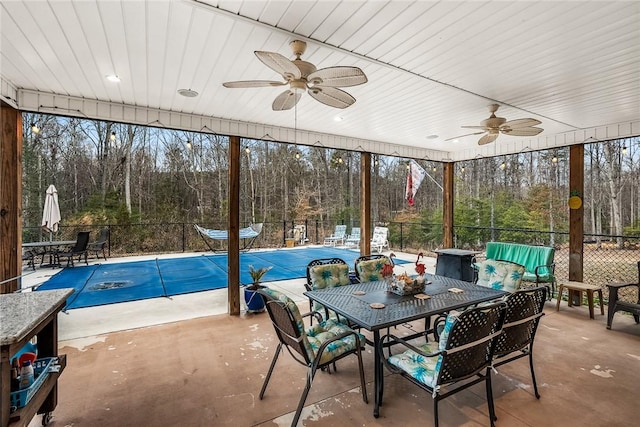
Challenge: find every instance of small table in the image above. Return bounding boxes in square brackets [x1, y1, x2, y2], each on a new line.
[434, 249, 479, 282]
[305, 274, 507, 418]
[555, 281, 604, 319]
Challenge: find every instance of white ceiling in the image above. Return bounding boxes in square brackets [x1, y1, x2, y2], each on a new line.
[1, 0, 639, 161]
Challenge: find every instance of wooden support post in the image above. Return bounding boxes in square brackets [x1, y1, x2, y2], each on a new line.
[0, 103, 23, 294]
[442, 162, 454, 248]
[360, 152, 371, 255]
[569, 145, 584, 283]
[228, 136, 241, 315]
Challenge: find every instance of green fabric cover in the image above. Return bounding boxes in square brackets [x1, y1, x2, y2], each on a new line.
[309, 263, 351, 313]
[356, 258, 391, 282]
[486, 242, 555, 283]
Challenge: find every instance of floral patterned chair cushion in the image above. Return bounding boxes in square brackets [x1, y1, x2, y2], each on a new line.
[356, 258, 391, 282]
[387, 341, 442, 388]
[260, 287, 365, 365]
[309, 263, 351, 313]
[476, 259, 525, 293]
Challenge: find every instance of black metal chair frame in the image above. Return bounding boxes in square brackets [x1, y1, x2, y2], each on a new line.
[353, 254, 390, 282]
[606, 261, 640, 330]
[379, 301, 507, 427]
[22, 250, 36, 271]
[88, 228, 109, 260]
[492, 286, 547, 399]
[257, 289, 368, 427]
[55, 231, 90, 267]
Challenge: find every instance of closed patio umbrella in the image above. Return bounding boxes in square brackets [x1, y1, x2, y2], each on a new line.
[41, 184, 61, 239]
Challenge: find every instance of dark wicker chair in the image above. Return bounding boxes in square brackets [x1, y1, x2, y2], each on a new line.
[22, 250, 36, 271]
[379, 301, 507, 427]
[55, 231, 90, 267]
[88, 228, 109, 260]
[492, 286, 547, 399]
[257, 288, 367, 427]
[353, 254, 391, 282]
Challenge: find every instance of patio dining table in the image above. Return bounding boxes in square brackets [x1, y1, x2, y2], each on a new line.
[304, 273, 508, 418]
[22, 240, 76, 268]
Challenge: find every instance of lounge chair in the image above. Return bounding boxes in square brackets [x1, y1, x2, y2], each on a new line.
[323, 224, 347, 246]
[370, 226, 389, 253]
[345, 227, 361, 248]
[195, 223, 263, 252]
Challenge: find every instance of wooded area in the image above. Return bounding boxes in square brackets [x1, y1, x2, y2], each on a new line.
[21, 113, 640, 251]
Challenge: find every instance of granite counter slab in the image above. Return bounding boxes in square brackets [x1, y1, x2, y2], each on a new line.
[0, 289, 73, 346]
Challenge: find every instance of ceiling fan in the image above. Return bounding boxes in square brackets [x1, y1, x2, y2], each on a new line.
[447, 104, 543, 145]
[222, 40, 367, 111]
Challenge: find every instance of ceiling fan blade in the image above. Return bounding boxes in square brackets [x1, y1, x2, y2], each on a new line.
[501, 118, 542, 129]
[461, 125, 489, 131]
[255, 51, 301, 80]
[502, 127, 544, 137]
[444, 131, 485, 141]
[307, 66, 368, 88]
[222, 80, 287, 88]
[308, 86, 355, 109]
[478, 133, 499, 145]
[272, 89, 302, 111]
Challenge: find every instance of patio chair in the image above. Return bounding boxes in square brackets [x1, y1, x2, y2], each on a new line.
[493, 286, 547, 399]
[88, 227, 109, 260]
[323, 224, 347, 246]
[354, 254, 391, 282]
[22, 250, 36, 271]
[606, 261, 640, 330]
[345, 227, 361, 248]
[306, 258, 352, 323]
[370, 226, 389, 253]
[55, 231, 90, 267]
[257, 288, 368, 427]
[379, 301, 507, 427]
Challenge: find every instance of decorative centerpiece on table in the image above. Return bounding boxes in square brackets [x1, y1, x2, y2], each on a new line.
[244, 265, 272, 312]
[382, 255, 425, 296]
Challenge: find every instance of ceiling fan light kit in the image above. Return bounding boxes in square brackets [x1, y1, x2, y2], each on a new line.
[447, 103, 543, 145]
[223, 40, 367, 111]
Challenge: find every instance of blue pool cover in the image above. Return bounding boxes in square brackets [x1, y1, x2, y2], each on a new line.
[36, 247, 409, 310]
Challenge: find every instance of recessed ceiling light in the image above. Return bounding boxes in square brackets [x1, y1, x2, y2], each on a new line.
[426, 134, 439, 139]
[106, 75, 120, 83]
[334, 116, 344, 122]
[178, 89, 199, 98]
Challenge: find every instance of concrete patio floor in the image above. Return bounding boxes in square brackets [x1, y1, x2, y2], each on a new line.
[21, 250, 640, 426]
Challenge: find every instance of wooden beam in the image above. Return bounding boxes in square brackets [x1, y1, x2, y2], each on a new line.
[569, 144, 584, 282]
[360, 152, 371, 254]
[228, 136, 241, 315]
[1, 103, 22, 294]
[442, 162, 454, 248]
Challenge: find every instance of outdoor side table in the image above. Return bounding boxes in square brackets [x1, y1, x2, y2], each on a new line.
[556, 281, 604, 319]
[434, 249, 479, 282]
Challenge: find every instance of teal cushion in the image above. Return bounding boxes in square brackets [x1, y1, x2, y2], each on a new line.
[306, 319, 366, 365]
[388, 341, 441, 388]
[476, 260, 525, 292]
[438, 310, 461, 351]
[356, 258, 391, 282]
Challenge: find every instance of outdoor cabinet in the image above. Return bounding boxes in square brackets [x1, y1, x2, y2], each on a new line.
[0, 289, 72, 427]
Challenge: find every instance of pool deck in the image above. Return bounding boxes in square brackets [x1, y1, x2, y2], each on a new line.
[18, 248, 640, 426]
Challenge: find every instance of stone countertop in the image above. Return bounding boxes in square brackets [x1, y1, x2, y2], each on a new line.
[0, 289, 73, 346]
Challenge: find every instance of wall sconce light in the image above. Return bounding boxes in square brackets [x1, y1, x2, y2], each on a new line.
[295, 151, 301, 159]
[245, 147, 251, 154]
[461, 165, 465, 173]
[338, 158, 343, 164]
[551, 156, 558, 163]
[31, 123, 40, 134]
[374, 159, 379, 166]
[406, 164, 411, 170]
[432, 166, 437, 172]
[622, 145, 627, 155]
[186, 140, 193, 149]
[499, 162, 506, 170]
[110, 131, 116, 142]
